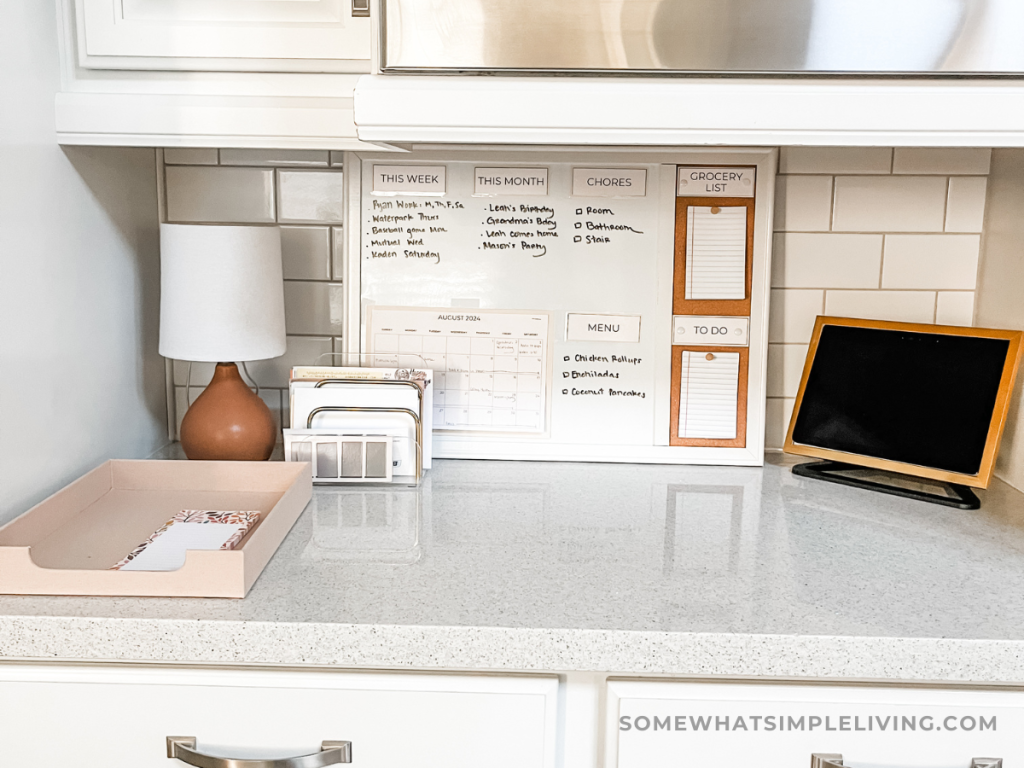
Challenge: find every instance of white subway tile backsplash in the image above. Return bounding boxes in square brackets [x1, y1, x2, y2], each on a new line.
[278, 170, 344, 223]
[768, 289, 823, 344]
[331, 226, 344, 280]
[824, 290, 936, 323]
[159, 148, 994, 454]
[892, 148, 992, 175]
[247, 335, 333, 389]
[779, 147, 892, 175]
[765, 397, 796, 450]
[773, 175, 833, 232]
[172, 360, 213, 387]
[165, 166, 275, 223]
[220, 149, 329, 167]
[936, 292, 976, 326]
[163, 148, 218, 165]
[283, 281, 345, 335]
[832, 176, 947, 233]
[767, 344, 809, 398]
[280, 226, 331, 280]
[945, 177, 988, 233]
[881, 234, 980, 290]
[771, 233, 882, 288]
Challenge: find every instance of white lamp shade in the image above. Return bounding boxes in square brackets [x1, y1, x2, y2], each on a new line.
[159, 224, 287, 362]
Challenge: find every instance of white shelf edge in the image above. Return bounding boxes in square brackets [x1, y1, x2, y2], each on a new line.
[354, 75, 1024, 147]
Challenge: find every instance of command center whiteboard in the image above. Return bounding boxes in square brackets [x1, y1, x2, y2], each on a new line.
[349, 150, 775, 465]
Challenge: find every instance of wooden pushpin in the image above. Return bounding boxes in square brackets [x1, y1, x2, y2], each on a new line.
[705, 353, 715, 361]
[710, 206, 722, 214]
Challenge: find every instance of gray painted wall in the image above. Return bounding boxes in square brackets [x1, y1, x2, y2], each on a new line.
[0, 4, 168, 524]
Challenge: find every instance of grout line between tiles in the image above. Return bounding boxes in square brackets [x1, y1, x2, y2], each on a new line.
[828, 176, 836, 232]
[879, 234, 886, 288]
[942, 176, 951, 232]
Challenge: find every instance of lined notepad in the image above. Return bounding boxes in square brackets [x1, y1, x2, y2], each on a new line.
[678, 352, 740, 439]
[685, 207, 747, 300]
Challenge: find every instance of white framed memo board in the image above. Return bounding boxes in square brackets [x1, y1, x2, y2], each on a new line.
[341, 149, 777, 466]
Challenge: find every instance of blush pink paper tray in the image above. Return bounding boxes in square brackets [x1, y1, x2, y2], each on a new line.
[0, 460, 312, 598]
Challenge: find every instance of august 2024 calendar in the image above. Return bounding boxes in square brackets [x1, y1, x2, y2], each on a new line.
[366, 307, 550, 433]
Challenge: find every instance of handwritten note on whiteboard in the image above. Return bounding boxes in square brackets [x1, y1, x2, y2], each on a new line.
[367, 307, 550, 433]
[678, 351, 740, 439]
[685, 207, 747, 300]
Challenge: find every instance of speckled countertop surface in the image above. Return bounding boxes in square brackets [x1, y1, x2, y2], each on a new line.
[2, 455, 1024, 682]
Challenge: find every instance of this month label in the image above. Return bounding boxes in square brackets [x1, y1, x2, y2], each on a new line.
[475, 167, 549, 196]
[677, 167, 755, 198]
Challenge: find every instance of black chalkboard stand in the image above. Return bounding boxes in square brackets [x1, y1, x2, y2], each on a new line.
[792, 460, 981, 510]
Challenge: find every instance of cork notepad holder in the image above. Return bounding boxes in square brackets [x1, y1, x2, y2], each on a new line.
[0, 460, 312, 598]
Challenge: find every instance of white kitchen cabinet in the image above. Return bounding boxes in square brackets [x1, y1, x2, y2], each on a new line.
[0, 664, 558, 768]
[607, 680, 1024, 768]
[72, 0, 371, 73]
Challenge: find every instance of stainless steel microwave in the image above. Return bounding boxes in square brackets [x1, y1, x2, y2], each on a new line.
[380, 0, 1024, 76]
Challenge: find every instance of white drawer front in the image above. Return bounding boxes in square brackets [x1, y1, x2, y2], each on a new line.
[608, 681, 1024, 768]
[0, 665, 557, 768]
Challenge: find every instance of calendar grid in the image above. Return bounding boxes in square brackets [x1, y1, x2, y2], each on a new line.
[367, 309, 549, 433]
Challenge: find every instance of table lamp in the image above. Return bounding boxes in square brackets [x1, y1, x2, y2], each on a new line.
[159, 224, 287, 461]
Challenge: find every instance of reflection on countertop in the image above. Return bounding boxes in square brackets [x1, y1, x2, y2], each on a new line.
[2, 454, 1024, 676]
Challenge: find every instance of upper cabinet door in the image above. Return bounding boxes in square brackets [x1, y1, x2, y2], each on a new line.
[74, 0, 371, 72]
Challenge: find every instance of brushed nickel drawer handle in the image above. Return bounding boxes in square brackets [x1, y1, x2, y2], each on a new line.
[813, 755, 1001, 768]
[167, 736, 351, 768]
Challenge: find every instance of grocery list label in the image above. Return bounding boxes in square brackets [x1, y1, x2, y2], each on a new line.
[572, 168, 647, 197]
[372, 165, 447, 195]
[677, 167, 755, 198]
[475, 167, 549, 196]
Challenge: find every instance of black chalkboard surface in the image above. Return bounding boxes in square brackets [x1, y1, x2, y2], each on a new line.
[791, 325, 1010, 476]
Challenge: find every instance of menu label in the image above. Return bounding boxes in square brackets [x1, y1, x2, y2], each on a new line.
[567, 313, 642, 343]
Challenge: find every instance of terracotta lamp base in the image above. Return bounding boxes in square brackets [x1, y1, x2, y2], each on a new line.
[180, 362, 277, 461]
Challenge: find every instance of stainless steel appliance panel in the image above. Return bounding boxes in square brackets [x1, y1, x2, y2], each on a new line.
[381, 0, 1024, 75]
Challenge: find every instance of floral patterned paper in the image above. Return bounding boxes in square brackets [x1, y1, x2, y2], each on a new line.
[111, 509, 260, 570]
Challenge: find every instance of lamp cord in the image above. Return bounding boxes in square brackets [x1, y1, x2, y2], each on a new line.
[240, 361, 260, 396]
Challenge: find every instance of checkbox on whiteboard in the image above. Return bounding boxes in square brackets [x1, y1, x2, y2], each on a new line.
[575, 222, 582, 229]
[574, 235, 582, 243]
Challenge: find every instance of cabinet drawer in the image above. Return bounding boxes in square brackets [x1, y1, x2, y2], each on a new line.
[0, 664, 558, 768]
[608, 680, 1024, 768]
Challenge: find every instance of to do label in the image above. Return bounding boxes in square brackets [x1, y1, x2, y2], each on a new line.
[673, 316, 749, 346]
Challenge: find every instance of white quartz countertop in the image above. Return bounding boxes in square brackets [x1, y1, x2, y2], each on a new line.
[3, 456, 1024, 682]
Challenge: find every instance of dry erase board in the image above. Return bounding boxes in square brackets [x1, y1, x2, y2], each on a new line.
[344, 149, 776, 465]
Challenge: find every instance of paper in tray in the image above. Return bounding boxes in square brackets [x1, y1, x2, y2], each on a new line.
[112, 509, 260, 571]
